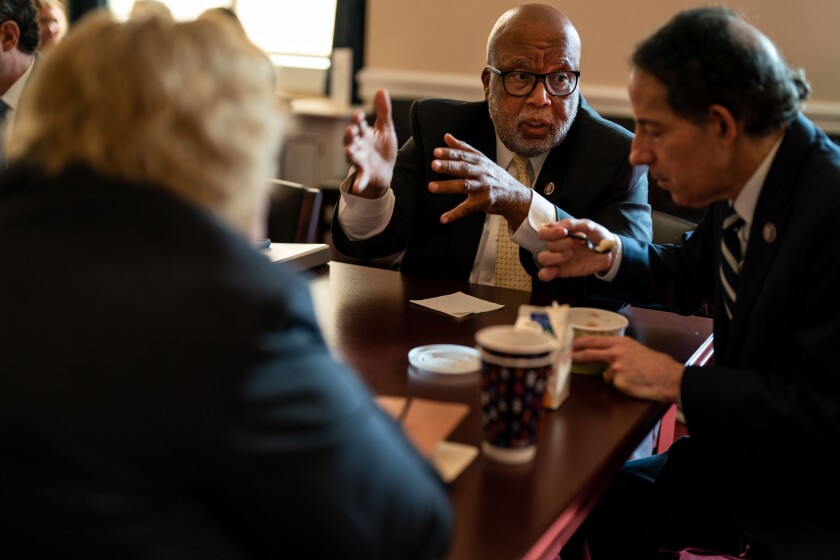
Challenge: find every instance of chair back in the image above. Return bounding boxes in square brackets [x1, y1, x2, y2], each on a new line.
[652, 209, 697, 245]
[266, 179, 323, 243]
[655, 334, 714, 454]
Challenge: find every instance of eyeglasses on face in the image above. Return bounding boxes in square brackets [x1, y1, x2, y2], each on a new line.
[486, 66, 581, 98]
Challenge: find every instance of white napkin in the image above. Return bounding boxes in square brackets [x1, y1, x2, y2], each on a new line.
[410, 292, 504, 317]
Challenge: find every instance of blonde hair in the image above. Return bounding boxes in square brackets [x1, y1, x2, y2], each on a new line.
[128, 0, 172, 21]
[33, 0, 66, 12]
[10, 11, 283, 233]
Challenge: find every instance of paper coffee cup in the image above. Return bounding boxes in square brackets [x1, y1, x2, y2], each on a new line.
[475, 326, 556, 464]
[568, 307, 628, 374]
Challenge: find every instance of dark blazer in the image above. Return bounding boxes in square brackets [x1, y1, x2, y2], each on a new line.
[596, 114, 840, 558]
[333, 96, 651, 300]
[0, 166, 452, 559]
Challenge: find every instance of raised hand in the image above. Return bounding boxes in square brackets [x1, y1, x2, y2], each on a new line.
[428, 134, 533, 226]
[343, 88, 399, 198]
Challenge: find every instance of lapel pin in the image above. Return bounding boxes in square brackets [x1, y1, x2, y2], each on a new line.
[762, 222, 777, 244]
[544, 182, 555, 196]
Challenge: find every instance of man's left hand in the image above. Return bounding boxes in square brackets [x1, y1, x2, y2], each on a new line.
[428, 134, 532, 227]
[573, 335, 684, 403]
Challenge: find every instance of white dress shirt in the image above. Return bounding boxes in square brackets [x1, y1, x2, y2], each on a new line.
[1, 58, 36, 161]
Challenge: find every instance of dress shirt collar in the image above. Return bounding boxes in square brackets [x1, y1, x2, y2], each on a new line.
[732, 133, 784, 229]
[1, 56, 35, 112]
[495, 136, 550, 180]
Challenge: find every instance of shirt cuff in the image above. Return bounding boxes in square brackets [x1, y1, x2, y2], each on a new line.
[336, 167, 395, 240]
[594, 235, 623, 282]
[511, 192, 555, 253]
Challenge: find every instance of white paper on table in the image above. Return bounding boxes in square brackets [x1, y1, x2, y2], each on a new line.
[375, 396, 477, 483]
[410, 292, 504, 317]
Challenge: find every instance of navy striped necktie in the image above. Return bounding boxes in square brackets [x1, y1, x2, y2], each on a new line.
[720, 206, 745, 321]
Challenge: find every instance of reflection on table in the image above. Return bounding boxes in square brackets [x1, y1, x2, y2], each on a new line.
[305, 262, 712, 560]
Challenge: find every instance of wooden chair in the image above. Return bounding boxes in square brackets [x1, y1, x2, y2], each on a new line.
[266, 179, 323, 243]
[654, 333, 714, 454]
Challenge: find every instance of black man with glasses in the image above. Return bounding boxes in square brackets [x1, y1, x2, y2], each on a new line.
[333, 3, 652, 302]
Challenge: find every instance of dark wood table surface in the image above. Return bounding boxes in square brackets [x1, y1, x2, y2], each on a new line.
[305, 262, 713, 560]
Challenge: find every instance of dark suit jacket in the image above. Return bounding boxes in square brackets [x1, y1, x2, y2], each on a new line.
[0, 166, 452, 559]
[333, 96, 651, 301]
[594, 114, 840, 558]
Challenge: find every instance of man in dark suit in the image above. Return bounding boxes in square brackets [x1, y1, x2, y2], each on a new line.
[0, 0, 39, 164]
[332, 3, 651, 298]
[538, 8, 840, 559]
[0, 12, 451, 559]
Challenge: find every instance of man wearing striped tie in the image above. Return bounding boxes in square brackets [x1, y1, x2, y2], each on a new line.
[538, 7, 840, 560]
[333, 4, 651, 301]
[0, 0, 39, 166]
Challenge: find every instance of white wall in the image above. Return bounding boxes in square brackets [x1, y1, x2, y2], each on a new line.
[360, 0, 840, 132]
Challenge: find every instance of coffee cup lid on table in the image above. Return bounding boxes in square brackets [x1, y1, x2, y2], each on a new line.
[408, 344, 481, 375]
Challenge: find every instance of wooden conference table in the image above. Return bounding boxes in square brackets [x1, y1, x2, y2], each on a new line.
[304, 261, 712, 560]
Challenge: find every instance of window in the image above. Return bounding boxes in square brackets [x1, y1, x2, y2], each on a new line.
[108, 1, 339, 95]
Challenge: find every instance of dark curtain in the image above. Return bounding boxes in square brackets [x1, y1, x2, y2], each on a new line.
[329, 0, 365, 104]
[67, 0, 107, 23]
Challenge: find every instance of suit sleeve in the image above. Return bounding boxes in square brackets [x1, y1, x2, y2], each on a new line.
[589, 209, 716, 314]
[554, 159, 652, 243]
[521, 106, 653, 304]
[212, 271, 452, 559]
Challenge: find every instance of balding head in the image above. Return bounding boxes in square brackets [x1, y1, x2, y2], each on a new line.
[487, 4, 581, 68]
[482, 4, 582, 157]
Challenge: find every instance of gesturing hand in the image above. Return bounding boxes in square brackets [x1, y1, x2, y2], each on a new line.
[428, 134, 533, 227]
[343, 88, 398, 199]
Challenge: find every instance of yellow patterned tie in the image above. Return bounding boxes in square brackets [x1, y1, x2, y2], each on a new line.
[495, 154, 534, 291]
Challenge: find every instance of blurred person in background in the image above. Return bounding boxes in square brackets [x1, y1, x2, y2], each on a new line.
[33, 0, 66, 53]
[0, 11, 451, 559]
[0, 0, 39, 164]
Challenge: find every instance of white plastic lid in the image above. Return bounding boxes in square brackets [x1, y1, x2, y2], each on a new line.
[475, 325, 556, 355]
[408, 344, 481, 374]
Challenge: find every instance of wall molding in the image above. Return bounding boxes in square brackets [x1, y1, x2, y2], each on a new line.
[358, 67, 840, 134]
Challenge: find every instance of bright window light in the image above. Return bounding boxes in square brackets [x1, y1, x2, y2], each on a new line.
[107, 1, 338, 69]
[238, 0, 337, 62]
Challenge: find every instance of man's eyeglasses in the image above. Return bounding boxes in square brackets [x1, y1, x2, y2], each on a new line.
[486, 66, 581, 98]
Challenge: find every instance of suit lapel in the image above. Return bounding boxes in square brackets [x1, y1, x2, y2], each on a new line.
[532, 98, 595, 208]
[726, 115, 816, 363]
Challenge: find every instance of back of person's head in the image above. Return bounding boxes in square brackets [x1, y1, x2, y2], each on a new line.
[198, 6, 248, 40]
[0, 0, 40, 55]
[9, 10, 283, 233]
[128, 0, 172, 21]
[631, 6, 810, 136]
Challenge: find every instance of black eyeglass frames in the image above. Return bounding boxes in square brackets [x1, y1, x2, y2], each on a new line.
[486, 66, 580, 98]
